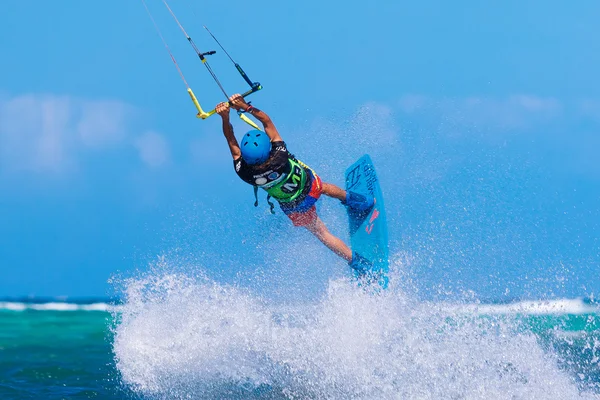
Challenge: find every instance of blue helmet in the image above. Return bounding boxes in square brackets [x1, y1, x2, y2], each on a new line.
[240, 130, 270, 165]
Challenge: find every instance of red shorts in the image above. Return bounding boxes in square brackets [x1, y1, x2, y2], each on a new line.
[284, 173, 323, 227]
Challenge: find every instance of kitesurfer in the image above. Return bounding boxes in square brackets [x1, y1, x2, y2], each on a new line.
[216, 94, 374, 269]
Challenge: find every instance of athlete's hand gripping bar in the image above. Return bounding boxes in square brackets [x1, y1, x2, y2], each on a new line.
[187, 83, 263, 130]
[188, 83, 261, 119]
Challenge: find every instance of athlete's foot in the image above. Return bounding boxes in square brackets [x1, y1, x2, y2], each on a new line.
[348, 251, 373, 274]
[349, 252, 387, 288]
[343, 191, 375, 213]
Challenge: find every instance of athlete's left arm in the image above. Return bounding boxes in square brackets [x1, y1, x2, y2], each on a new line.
[229, 94, 283, 143]
[216, 102, 241, 159]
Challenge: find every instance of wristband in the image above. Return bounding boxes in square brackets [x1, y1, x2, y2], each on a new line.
[244, 105, 254, 113]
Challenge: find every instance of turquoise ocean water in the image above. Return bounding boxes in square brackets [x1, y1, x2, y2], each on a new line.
[1, 280, 600, 400]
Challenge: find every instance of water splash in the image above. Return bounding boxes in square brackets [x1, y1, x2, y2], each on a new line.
[112, 264, 598, 400]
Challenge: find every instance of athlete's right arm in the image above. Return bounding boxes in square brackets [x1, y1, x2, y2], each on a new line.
[229, 94, 283, 142]
[216, 102, 241, 159]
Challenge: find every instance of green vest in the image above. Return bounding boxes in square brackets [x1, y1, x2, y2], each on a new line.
[263, 158, 307, 203]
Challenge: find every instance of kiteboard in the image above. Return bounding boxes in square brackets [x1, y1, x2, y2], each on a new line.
[345, 154, 389, 288]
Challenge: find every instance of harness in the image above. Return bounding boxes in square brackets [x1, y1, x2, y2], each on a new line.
[253, 185, 275, 214]
[252, 156, 315, 214]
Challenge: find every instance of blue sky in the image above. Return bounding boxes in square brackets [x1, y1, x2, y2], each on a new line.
[1, 0, 599, 300]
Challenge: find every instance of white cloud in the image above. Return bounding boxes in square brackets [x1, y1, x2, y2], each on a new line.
[134, 131, 170, 168]
[77, 100, 135, 148]
[0, 93, 165, 175]
[397, 94, 562, 133]
[393, 94, 600, 179]
[0, 95, 74, 173]
[509, 95, 561, 113]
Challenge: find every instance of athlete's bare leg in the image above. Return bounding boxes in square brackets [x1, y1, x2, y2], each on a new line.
[321, 182, 346, 202]
[304, 216, 352, 262]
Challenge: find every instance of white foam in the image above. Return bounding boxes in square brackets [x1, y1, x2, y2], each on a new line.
[0, 302, 27, 311]
[0, 301, 114, 312]
[447, 298, 598, 316]
[30, 302, 81, 311]
[82, 303, 117, 312]
[112, 272, 600, 400]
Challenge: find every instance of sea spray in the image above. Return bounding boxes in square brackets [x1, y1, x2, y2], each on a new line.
[112, 263, 598, 399]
